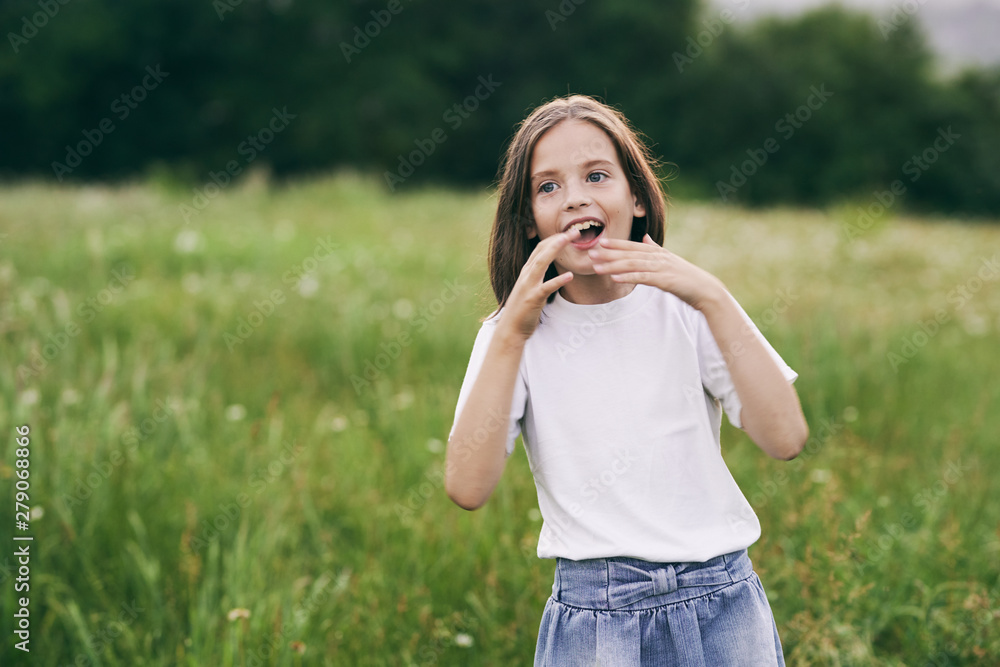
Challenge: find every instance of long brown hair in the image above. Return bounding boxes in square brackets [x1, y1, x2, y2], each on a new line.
[486, 95, 668, 321]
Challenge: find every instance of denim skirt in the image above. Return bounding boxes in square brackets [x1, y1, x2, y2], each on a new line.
[534, 549, 785, 666]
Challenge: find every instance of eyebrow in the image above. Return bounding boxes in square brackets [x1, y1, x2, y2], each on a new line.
[530, 159, 616, 183]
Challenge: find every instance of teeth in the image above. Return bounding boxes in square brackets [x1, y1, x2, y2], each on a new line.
[569, 220, 602, 232]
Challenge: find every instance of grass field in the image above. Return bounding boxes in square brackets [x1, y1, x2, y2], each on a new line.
[1, 171, 999, 665]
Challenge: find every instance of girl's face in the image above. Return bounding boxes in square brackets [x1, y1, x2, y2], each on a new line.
[527, 120, 645, 278]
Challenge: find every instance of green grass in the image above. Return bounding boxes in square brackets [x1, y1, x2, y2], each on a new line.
[1, 171, 999, 665]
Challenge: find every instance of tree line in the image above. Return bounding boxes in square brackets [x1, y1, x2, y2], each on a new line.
[1, 0, 997, 216]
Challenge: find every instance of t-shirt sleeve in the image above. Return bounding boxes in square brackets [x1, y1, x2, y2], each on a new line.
[448, 316, 527, 458]
[694, 291, 798, 430]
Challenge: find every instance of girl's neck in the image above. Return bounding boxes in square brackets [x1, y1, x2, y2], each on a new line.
[557, 276, 636, 305]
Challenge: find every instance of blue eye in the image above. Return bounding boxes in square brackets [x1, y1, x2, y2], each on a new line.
[587, 172, 606, 183]
[539, 182, 556, 194]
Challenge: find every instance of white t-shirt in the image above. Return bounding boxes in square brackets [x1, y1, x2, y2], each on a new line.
[449, 283, 798, 563]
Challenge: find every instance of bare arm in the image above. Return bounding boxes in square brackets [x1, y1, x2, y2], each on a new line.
[445, 228, 581, 510]
[444, 327, 526, 510]
[698, 288, 808, 460]
[589, 234, 808, 460]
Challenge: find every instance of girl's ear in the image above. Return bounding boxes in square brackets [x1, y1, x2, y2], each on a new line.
[524, 211, 538, 239]
[632, 194, 647, 218]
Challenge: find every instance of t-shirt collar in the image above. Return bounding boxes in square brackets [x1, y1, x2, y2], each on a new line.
[544, 283, 654, 324]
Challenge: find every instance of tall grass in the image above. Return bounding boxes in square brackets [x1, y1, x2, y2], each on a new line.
[1, 172, 998, 665]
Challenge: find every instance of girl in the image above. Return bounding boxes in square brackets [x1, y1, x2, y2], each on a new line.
[445, 95, 808, 666]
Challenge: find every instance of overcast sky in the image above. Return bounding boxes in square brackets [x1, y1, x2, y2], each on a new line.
[722, 0, 1000, 11]
[710, 0, 1000, 66]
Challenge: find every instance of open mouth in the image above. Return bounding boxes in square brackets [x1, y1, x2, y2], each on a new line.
[566, 219, 605, 244]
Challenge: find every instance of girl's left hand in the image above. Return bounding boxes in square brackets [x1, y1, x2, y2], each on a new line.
[588, 234, 726, 311]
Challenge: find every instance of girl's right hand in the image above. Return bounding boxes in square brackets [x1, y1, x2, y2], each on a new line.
[499, 228, 581, 342]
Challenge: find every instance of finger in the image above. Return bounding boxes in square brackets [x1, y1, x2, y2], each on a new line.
[592, 257, 664, 275]
[544, 226, 582, 248]
[590, 245, 660, 264]
[596, 237, 647, 251]
[591, 244, 670, 268]
[609, 271, 653, 285]
[521, 230, 580, 285]
[528, 228, 580, 267]
[589, 248, 651, 264]
[540, 270, 573, 297]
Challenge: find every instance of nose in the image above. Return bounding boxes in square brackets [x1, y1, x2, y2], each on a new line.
[562, 181, 592, 210]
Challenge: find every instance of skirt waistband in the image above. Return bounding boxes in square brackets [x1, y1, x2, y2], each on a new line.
[552, 549, 753, 611]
